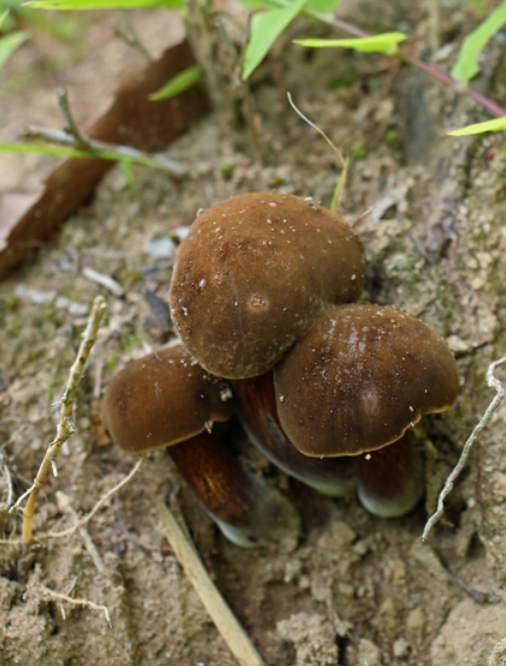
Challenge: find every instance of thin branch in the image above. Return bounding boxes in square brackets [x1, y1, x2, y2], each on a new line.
[113, 10, 153, 63]
[46, 456, 145, 539]
[287, 92, 348, 211]
[19, 125, 186, 176]
[55, 492, 105, 573]
[422, 355, 506, 542]
[443, 568, 489, 603]
[428, 0, 441, 51]
[40, 585, 112, 628]
[396, 51, 506, 118]
[351, 206, 374, 228]
[0, 456, 145, 546]
[82, 267, 125, 297]
[58, 89, 91, 150]
[159, 502, 267, 666]
[9, 296, 107, 544]
[1, 460, 13, 507]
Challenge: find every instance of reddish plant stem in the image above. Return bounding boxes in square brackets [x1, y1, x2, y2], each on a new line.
[398, 52, 506, 117]
[309, 9, 506, 117]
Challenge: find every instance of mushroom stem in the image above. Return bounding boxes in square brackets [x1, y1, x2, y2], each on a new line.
[233, 374, 356, 497]
[168, 431, 300, 548]
[356, 432, 424, 518]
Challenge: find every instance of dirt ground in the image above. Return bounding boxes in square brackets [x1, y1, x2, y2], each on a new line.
[1, 2, 506, 665]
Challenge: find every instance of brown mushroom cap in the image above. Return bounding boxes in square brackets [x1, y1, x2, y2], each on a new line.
[169, 192, 365, 379]
[274, 304, 460, 457]
[101, 343, 233, 453]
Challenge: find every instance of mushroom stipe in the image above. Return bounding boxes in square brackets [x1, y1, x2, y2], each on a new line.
[168, 430, 300, 548]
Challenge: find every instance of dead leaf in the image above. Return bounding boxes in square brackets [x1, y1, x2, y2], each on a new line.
[0, 39, 211, 278]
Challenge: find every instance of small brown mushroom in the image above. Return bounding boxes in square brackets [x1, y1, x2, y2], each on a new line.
[101, 343, 299, 547]
[169, 192, 365, 379]
[101, 343, 232, 453]
[274, 304, 460, 517]
[232, 372, 356, 497]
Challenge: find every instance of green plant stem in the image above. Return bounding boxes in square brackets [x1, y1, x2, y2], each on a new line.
[18, 125, 186, 174]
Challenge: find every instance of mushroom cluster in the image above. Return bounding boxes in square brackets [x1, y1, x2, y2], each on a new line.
[102, 191, 460, 546]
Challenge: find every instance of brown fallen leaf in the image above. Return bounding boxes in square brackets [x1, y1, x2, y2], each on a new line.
[0, 39, 211, 279]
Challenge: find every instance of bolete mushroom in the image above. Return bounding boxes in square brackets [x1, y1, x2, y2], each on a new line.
[232, 372, 356, 497]
[274, 304, 460, 517]
[169, 191, 365, 379]
[101, 343, 299, 547]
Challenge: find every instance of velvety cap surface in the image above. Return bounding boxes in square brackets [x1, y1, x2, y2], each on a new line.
[101, 343, 233, 453]
[169, 192, 365, 378]
[274, 304, 460, 457]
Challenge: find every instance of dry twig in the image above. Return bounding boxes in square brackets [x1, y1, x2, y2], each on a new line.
[46, 456, 145, 539]
[58, 88, 90, 149]
[287, 92, 348, 212]
[113, 10, 153, 63]
[19, 89, 186, 176]
[1, 459, 13, 507]
[82, 267, 125, 297]
[422, 355, 506, 541]
[0, 456, 144, 546]
[20, 124, 185, 175]
[159, 502, 267, 666]
[55, 492, 105, 572]
[40, 585, 112, 628]
[9, 296, 107, 543]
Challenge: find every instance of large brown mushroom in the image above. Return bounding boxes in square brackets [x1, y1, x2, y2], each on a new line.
[169, 192, 365, 379]
[273, 304, 460, 517]
[101, 343, 299, 547]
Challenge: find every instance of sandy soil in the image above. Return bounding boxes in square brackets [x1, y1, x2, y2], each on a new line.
[1, 2, 506, 665]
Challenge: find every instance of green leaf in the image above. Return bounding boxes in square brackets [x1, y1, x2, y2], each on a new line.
[0, 142, 168, 168]
[149, 64, 203, 101]
[23, 0, 183, 10]
[0, 29, 28, 69]
[448, 116, 506, 136]
[0, 7, 17, 32]
[242, 0, 308, 80]
[294, 31, 408, 54]
[235, 0, 281, 9]
[121, 160, 137, 192]
[330, 153, 348, 211]
[19, 8, 81, 40]
[0, 9, 9, 28]
[0, 142, 107, 157]
[306, 0, 343, 14]
[451, 0, 506, 83]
